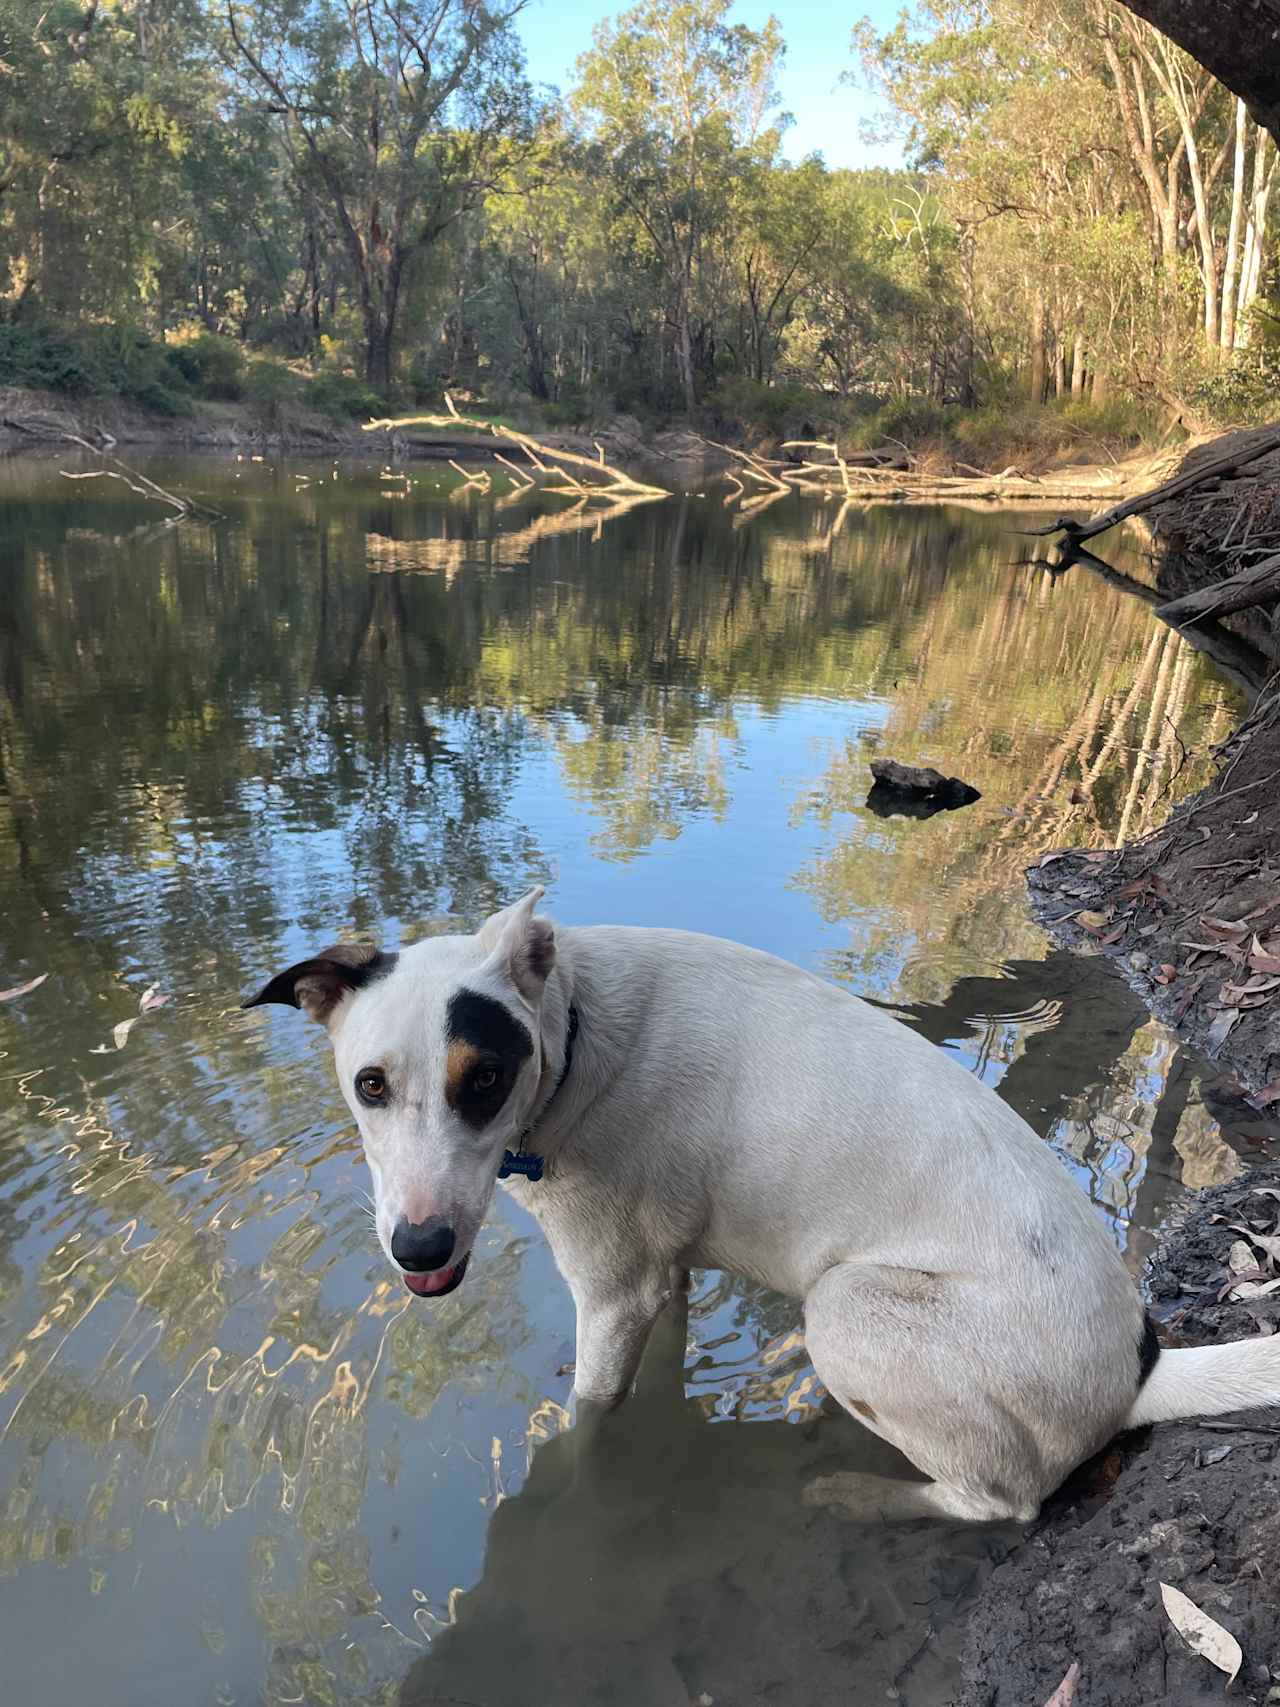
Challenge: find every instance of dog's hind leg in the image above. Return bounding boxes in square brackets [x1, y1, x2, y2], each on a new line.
[800, 1262, 1049, 1525]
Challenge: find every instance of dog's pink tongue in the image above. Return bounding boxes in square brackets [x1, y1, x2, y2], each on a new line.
[403, 1265, 456, 1297]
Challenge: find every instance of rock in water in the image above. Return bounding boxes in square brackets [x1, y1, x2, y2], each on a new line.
[868, 758, 981, 811]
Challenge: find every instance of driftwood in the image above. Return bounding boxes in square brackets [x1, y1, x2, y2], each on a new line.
[365, 395, 669, 501]
[1154, 549, 1280, 624]
[57, 436, 223, 519]
[1023, 424, 1280, 546]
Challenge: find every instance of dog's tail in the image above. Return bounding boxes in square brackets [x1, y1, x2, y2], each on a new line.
[1126, 1335, 1280, 1428]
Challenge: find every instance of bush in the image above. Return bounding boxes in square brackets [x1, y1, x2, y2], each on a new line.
[167, 332, 245, 400]
[242, 359, 306, 410]
[305, 369, 387, 418]
[703, 375, 822, 438]
[0, 323, 97, 391]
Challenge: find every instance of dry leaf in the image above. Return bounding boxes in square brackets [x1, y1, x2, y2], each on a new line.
[91, 1016, 140, 1055]
[1230, 1225, 1280, 1265]
[1247, 938, 1280, 975]
[1251, 1080, 1280, 1109]
[1075, 909, 1114, 934]
[1042, 1660, 1080, 1706]
[1154, 964, 1177, 984]
[1229, 1276, 1280, 1300]
[1159, 1583, 1242, 1683]
[1208, 1008, 1242, 1050]
[0, 972, 48, 1003]
[1228, 1239, 1257, 1275]
[1199, 916, 1249, 943]
[139, 983, 170, 1013]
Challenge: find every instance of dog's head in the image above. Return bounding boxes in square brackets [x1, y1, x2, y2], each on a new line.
[244, 890, 557, 1298]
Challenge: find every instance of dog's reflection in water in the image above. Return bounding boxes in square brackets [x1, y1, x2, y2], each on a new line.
[399, 1294, 1016, 1707]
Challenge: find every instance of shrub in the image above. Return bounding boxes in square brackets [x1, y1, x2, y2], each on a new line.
[305, 369, 386, 418]
[167, 332, 245, 400]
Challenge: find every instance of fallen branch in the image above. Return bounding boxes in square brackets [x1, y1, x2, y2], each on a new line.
[56, 432, 223, 520]
[364, 399, 668, 500]
[1022, 424, 1280, 546]
[1155, 549, 1280, 625]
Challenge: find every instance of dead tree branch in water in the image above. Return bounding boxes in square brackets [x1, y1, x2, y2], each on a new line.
[1020, 425, 1280, 546]
[364, 395, 669, 501]
[36, 422, 223, 520]
[1155, 549, 1280, 623]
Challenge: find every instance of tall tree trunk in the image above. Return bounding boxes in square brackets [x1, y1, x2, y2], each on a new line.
[1237, 129, 1276, 341]
[675, 284, 696, 413]
[1054, 337, 1067, 397]
[1071, 337, 1087, 399]
[1028, 289, 1047, 403]
[1221, 97, 1249, 348]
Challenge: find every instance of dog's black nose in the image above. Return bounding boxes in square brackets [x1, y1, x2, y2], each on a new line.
[390, 1217, 456, 1273]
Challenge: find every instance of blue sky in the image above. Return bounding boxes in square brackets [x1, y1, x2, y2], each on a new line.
[516, 1, 907, 170]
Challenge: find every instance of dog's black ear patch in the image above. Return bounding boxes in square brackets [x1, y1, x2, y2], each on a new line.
[243, 944, 396, 1026]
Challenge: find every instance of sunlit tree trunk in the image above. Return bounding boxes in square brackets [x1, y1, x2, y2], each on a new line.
[1071, 337, 1087, 399]
[1028, 288, 1047, 403]
[1221, 97, 1249, 348]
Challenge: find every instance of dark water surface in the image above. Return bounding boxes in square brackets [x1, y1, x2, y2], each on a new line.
[0, 455, 1267, 1705]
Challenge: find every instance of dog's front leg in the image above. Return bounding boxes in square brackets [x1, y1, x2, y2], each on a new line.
[570, 1271, 675, 1411]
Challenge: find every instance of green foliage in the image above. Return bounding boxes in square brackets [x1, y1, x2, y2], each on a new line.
[304, 371, 386, 418]
[167, 333, 245, 400]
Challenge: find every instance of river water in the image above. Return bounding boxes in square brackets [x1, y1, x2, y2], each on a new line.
[0, 453, 1269, 1705]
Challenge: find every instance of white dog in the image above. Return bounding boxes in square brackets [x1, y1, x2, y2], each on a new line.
[245, 891, 1280, 1523]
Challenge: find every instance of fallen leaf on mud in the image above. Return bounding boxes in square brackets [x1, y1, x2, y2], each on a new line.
[1250, 1081, 1280, 1108]
[1229, 1224, 1280, 1265]
[1159, 1583, 1242, 1684]
[1221, 973, 1280, 1004]
[1242, 811, 1259, 824]
[0, 973, 48, 1003]
[139, 983, 169, 1013]
[1199, 916, 1249, 943]
[1042, 1660, 1080, 1706]
[1228, 1239, 1257, 1275]
[1207, 1008, 1242, 1050]
[1154, 964, 1178, 984]
[1247, 937, 1280, 974]
[1229, 1276, 1280, 1300]
[1074, 909, 1115, 934]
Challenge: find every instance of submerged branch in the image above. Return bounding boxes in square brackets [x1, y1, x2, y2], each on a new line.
[363, 400, 669, 500]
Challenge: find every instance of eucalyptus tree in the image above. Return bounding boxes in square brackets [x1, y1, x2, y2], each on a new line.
[220, 0, 538, 389]
[572, 0, 786, 411]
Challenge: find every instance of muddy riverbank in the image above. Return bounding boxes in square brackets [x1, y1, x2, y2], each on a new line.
[964, 427, 1280, 1707]
[1027, 428, 1280, 1099]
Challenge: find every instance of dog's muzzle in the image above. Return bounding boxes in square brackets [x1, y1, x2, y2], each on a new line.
[391, 1216, 470, 1298]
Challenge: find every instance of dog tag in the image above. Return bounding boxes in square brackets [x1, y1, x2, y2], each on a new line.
[499, 1150, 544, 1182]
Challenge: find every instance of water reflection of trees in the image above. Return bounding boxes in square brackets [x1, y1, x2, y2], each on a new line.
[0, 461, 1257, 1704]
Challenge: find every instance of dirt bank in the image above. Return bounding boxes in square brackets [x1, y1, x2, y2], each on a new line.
[965, 427, 1280, 1707]
[0, 385, 719, 483]
[1026, 426, 1280, 1101]
[960, 1168, 1280, 1706]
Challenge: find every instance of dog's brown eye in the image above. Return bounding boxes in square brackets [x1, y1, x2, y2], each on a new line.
[473, 1066, 498, 1092]
[356, 1069, 388, 1105]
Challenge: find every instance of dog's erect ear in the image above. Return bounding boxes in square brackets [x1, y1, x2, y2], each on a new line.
[478, 888, 555, 1003]
[242, 943, 396, 1026]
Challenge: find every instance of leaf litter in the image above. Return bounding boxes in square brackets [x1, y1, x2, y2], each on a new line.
[1159, 1583, 1242, 1684]
[0, 972, 48, 1003]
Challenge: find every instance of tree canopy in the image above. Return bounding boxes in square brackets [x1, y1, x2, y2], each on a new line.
[0, 0, 1275, 434]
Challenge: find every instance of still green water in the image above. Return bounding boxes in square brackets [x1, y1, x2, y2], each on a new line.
[0, 454, 1268, 1706]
